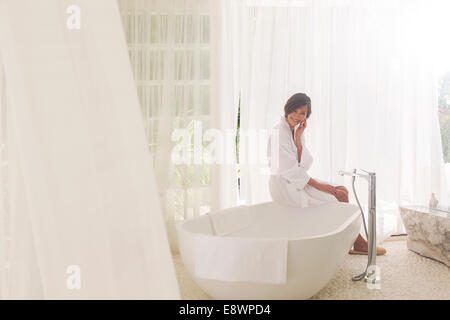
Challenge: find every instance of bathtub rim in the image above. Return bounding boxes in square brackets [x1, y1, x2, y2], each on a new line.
[176, 202, 362, 242]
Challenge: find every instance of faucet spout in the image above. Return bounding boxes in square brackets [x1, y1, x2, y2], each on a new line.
[339, 169, 372, 181]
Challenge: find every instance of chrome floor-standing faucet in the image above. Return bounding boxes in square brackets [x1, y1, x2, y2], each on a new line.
[339, 169, 380, 284]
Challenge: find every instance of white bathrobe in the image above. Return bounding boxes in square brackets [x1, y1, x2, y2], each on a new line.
[267, 116, 339, 208]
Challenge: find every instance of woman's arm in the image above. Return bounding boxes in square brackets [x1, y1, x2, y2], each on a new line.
[293, 122, 337, 197]
[274, 130, 311, 190]
[308, 177, 337, 197]
[307, 177, 320, 188]
[271, 123, 336, 197]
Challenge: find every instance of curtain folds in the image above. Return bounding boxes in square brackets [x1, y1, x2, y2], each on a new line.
[118, 0, 239, 225]
[0, 0, 179, 299]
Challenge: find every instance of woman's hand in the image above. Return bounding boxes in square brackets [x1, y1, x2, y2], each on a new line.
[316, 183, 337, 197]
[295, 120, 307, 145]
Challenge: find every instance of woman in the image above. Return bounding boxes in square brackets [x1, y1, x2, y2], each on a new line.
[267, 93, 386, 255]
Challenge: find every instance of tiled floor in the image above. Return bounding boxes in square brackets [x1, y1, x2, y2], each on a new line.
[173, 239, 450, 300]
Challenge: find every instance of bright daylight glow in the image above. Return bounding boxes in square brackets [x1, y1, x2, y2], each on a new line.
[399, 0, 450, 73]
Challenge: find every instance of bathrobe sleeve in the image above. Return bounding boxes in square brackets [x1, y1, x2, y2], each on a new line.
[268, 127, 311, 190]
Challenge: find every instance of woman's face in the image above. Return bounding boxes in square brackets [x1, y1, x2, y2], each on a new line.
[286, 106, 308, 128]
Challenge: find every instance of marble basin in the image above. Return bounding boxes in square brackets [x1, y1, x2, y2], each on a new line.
[400, 206, 450, 267]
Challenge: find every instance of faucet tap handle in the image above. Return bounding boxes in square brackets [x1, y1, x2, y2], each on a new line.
[339, 170, 355, 176]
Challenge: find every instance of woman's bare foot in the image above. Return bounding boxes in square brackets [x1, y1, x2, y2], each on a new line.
[332, 188, 386, 255]
[349, 234, 387, 255]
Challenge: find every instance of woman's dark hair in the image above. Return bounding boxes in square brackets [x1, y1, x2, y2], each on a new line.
[284, 93, 312, 119]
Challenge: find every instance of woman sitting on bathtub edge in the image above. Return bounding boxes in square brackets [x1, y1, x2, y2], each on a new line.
[267, 93, 386, 255]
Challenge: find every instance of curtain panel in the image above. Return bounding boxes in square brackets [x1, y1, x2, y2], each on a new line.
[117, 0, 239, 225]
[0, 0, 179, 299]
[226, 0, 449, 240]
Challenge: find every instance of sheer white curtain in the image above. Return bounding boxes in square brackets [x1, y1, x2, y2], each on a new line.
[226, 0, 449, 240]
[117, 0, 239, 228]
[0, 0, 179, 299]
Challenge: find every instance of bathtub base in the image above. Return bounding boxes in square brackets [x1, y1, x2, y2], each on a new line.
[177, 202, 362, 300]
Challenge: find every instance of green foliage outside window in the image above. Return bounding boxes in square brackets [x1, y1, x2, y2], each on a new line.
[439, 72, 450, 163]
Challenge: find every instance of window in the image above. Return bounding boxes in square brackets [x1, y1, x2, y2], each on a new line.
[119, 4, 212, 220]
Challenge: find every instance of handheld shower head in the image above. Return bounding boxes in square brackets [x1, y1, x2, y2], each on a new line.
[339, 168, 377, 283]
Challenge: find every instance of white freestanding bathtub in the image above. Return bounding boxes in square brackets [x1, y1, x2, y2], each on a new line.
[176, 201, 362, 300]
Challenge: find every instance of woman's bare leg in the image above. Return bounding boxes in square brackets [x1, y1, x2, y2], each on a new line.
[353, 234, 369, 251]
[333, 186, 386, 255]
[335, 187, 363, 242]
